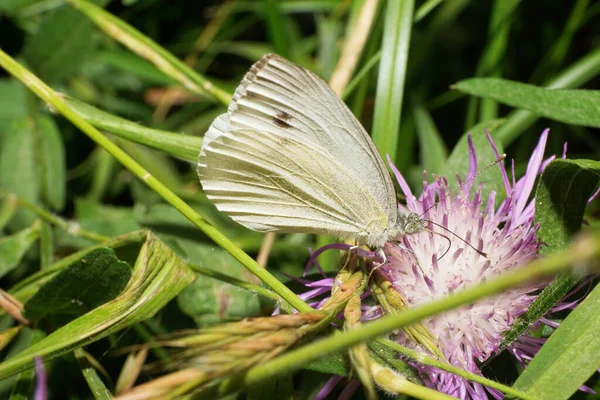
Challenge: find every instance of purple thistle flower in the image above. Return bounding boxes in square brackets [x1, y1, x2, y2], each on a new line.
[306, 129, 580, 399]
[377, 129, 554, 398]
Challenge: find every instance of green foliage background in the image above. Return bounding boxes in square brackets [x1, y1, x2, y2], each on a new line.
[0, 0, 599, 399]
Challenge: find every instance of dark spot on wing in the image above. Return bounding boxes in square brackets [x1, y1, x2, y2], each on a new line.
[273, 111, 293, 129]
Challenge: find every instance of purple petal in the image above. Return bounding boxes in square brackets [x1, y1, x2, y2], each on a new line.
[387, 155, 418, 210]
[485, 129, 511, 194]
[513, 129, 549, 226]
[588, 186, 600, 204]
[35, 357, 46, 400]
[464, 134, 478, 193]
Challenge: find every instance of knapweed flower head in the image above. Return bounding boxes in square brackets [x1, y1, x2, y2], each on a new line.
[308, 129, 562, 399]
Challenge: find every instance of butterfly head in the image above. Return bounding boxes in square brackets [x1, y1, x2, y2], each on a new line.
[397, 212, 427, 235]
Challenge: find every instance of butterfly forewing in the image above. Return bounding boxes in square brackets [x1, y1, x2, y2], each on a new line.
[198, 54, 398, 244]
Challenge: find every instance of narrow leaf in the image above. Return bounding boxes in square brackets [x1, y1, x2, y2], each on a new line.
[455, 78, 600, 128]
[413, 102, 447, 175]
[36, 116, 66, 211]
[0, 233, 196, 380]
[74, 348, 113, 400]
[62, 96, 203, 162]
[0, 119, 39, 229]
[513, 282, 600, 398]
[371, 0, 414, 163]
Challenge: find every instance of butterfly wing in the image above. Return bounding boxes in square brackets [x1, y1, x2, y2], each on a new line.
[198, 54, 398, 244]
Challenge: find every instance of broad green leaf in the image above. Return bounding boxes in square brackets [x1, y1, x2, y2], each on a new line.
[248, 373, 294, 400]
[0, 233, 196, 380]
[371, 0, 413, 163]
[177, 247, 263, 326]
[445, 119, 505, 200]
[134, 204, 262, 324]
[493, 49, 600, 146]
[0, 119, 38, 229]
[24, 248, 132, 325]
[0, 80, 27, 124]
[36, 116, 66, 211]
[304, 352, 348, 376]
[513, 282, 600, 398]
[136, 204, 261, 326]
[535, 159, 600, 252]
[6, 231, 147, 311]
[0, 221, 40, 279]
[75, 198, 140, 239]
[62, 96, 203, 162]
[454, 78, 600, 128]
[23, 0, 110, 82]
[413, 102, 447, 175]
[500, 159, 600, 351]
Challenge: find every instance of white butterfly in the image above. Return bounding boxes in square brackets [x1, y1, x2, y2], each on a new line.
[197, 54, 425, 248]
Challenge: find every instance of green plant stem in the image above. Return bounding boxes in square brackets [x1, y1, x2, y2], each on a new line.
[186, 263, 280, 302]
[376, 339, 534, 400]
[0, 48, 312, 314]
[0, 191, 110, 243]
[496, 48, 600, 146]
[215, 231, 599, 395]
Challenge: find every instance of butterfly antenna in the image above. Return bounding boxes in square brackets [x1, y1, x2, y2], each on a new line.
[424, 228, 452, 261]
[424, 219, 488, 259]
[420, 153, 506, 217]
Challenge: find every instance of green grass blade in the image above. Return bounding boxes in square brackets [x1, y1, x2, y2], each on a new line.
[74, 348, 113, 400]
[476, 0, 519, 123]
[530, 0, 591, 83]
[263, 0, 289, 58]
[371, 0, 414, 163]
[455, 78, 600, 128]
[66, 0, 231, 106]
[412, 102, 447, 174]
[513, 281, 600, 399]
[493, 48, 600, 146]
